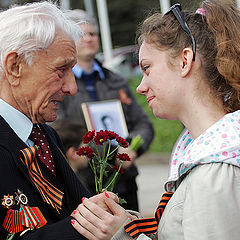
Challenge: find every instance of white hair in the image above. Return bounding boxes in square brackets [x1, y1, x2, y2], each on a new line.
[64, 9, 99, 33]
[0, 1, 83, 74]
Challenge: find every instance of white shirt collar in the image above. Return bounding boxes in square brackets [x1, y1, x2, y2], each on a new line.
[72, 60, 105, 80]
[0, 99, 33, 143]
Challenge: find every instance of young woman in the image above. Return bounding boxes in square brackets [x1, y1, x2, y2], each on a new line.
[71, 1, 240, 239]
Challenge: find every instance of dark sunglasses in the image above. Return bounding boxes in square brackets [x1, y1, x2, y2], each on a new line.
[165, 3, 196, 61]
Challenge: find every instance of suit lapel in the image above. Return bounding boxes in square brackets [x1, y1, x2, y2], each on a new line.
[0, 116, 32, 183]
[0, 118, 64, 219]
[0, 117, 90, 215]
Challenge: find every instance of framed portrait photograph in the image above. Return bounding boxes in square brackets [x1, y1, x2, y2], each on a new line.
[81, 100, 129, 138]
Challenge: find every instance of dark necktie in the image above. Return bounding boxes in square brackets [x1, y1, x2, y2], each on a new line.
[29, 124, 55, 174]
[82, 71, 98, 101]
[124, 191, 173, 239]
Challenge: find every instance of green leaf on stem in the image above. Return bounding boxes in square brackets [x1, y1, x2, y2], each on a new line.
[130, 135, 143, 152]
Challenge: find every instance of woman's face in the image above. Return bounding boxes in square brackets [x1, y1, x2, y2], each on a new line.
[137, 41, 182, 120]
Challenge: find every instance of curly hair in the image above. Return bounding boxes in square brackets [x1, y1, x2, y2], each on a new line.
[137, 0, 240, 113]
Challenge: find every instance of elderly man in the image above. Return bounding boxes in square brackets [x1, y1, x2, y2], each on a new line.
[0, 2, 108, 239]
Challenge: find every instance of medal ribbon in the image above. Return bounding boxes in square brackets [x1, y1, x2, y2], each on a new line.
[20, 146, 63, 213]
[124, 191, 173, 239]
[2, 206, 47, 234]
[20, 206, 47, 229]
[2, 209, 23, 233]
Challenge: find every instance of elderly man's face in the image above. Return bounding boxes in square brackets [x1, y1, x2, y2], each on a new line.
[12, 32, 77, 123]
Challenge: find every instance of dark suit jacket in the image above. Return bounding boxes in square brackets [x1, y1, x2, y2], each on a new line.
[0, 116, 90, 239]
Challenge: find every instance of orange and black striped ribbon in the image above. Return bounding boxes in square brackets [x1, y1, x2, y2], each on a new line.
[124, 191, 173, 239]
[19, 146, 63, 213]
[2, 209, 23, 233]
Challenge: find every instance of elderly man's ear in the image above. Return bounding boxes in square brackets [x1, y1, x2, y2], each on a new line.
[4, 52, 23, 86]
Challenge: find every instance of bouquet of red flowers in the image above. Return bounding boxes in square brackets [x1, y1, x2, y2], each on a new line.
[76, 130, 131, 195]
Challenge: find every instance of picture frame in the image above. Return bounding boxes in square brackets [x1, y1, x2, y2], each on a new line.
[81, 99, 129, 138]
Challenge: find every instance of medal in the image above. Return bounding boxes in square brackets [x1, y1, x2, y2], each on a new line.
[2, 195, 15, 209]
[1, 189, 47, 236]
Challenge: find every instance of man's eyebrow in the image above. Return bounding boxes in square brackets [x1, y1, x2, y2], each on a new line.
[58, 58, 76, 67]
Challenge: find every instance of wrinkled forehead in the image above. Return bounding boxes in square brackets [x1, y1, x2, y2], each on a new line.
[40, 31, 77, 65]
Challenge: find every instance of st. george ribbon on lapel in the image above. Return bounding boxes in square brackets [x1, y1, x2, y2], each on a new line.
[19, 145, 64, 213]
[124, 191, 173, 239]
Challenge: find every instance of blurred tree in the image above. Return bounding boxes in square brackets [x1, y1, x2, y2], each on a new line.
[70, 0, 84, 10]
[70, 0, 201, 47]
[108, 0, 200, 47]
[108, 0, 160, 47]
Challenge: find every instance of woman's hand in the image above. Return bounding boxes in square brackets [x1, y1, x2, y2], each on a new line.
[86, 191, 119, 213]
[71, 192, 130, 240]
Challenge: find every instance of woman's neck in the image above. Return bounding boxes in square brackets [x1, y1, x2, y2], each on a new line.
[180, 97, 226, 139]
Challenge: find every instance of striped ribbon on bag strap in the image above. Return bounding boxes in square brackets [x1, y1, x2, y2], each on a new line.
[124, 191, 173, 239]
[19, 146, 64, 213]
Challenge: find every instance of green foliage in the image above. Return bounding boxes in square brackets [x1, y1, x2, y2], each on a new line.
[128, 76, 183, 153]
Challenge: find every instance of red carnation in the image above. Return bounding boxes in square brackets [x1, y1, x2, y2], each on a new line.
[105, 130, 118, 140]
[113, 165, 124, 174]
[77, 146, 94, 158]
[94, 130, 108, 145]
[116, 136, 129, 148]
[78, 129, 130, 197]
[116, 153, 131, 161]
[82, 130, 95, 144]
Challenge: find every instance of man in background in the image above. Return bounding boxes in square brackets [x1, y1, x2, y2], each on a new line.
[58, 9, 154, 211]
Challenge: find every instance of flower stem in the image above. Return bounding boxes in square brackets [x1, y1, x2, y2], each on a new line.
[93, 145, 104, 192]
[99, 151, 105, 193]
[105, 162, 122, 191]
[104, 144, 119, 163]
[87, 155, 99, 193]
[92, 160, 99, 193]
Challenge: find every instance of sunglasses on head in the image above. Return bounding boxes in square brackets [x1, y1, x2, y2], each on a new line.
[165, 3, 196, 61]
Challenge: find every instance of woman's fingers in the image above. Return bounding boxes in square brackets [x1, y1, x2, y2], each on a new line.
[104, 194, 129, 219]
[71, 217, 97, 240]
[79, 197, 112, 221]
[70, 193, 130, 240]
[73, 199, 115, 239]
[73, 204, 99, 229]
[82, 191, 118, 214]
